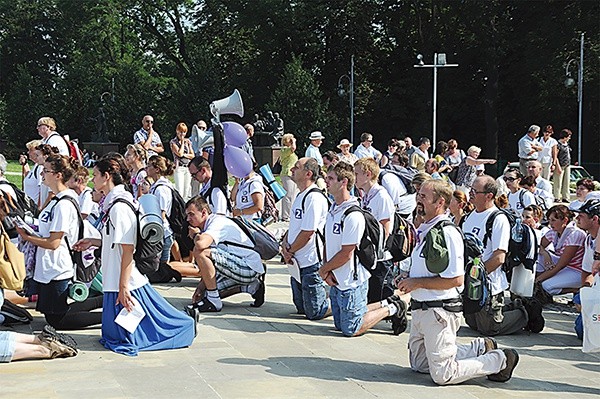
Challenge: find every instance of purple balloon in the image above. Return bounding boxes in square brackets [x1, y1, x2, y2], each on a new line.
[222, 121, 247, 147]
[224, 145, 253, 178]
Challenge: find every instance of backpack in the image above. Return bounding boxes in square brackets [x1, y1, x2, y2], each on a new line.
[0, 299, 33, 325]
[48, 133, 82, 164]
[205, 185, 232, 213]
[0, 222, 26, 291]
[483, 208, 539, 276]
[50, 196, 101, 283]
[0, 181, 40, 227]
[225, 217, 280, 260]
[341, 205, 383, 279]
[106, 199, 164, 275]
[519, 189, 547, 212]
[379, 165, 418, 194]
[261, 186, 279, 226]
[385, 212, 417, 262]
[300, 187, 331, 263]
[153, 182, 186, 237]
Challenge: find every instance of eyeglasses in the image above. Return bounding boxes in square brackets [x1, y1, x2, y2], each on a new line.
[502, 176, 517, 182]
[42, 169, 57, 174]
[470, 188, 489, 195]
[144, 120, 154, 124]
[190, 169, 202, 178]
[198, 126, 207, 130]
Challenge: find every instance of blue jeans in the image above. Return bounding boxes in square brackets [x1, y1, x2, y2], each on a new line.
[290, 263, 329, 320]
[573, 293, 583, 340]
[161, 234, 174, 262]
[330, 281, 368, 337]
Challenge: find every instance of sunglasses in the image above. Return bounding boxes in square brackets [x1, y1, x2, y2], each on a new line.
[198, 126, 207, 130]
[144, 120, 154, 124]
[503, 176, 517, 182]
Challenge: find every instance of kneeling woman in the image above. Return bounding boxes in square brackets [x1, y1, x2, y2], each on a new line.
[75, 157, 195, 356]
[17, 155, 102, 329]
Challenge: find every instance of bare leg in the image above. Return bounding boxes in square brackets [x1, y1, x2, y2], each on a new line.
[169, 261, 202, 277]
[353, 307, 389, 336]
[171, 240, 182, 262]
[12, 343, 51, 361]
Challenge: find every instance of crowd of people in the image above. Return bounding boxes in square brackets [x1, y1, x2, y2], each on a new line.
[1, 116, 599, 387]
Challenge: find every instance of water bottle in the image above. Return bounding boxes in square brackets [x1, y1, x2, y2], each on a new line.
[512, 218, 523, 243]
[467, 258, 483, 301]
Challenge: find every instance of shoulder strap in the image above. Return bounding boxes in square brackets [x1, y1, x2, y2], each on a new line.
[52, 195, 84, 270]
[222, 217, 256, 250]
[518, 189, 525, 208]
[301, 187, 328, 212]
[105, 198, 137, 234]
[483, 209, 503, 247]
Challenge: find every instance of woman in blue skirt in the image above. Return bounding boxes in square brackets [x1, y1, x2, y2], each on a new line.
[74, 156, 195, 356]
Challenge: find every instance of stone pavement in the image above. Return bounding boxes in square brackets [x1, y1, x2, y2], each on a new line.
[2, 259, 600, 398]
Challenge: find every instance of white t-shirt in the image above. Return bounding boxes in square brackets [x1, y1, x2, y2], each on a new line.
[325, 198, 370, 291]
[508, 189, 535, 215]
[236, 174, 264, 221]
[150, 177, 173, 236]
[23, 165, 41, 205]
[201, 182, 230, 216]
[463, 206, 510, 295]
[535, 176, 553, 194]
[582, 234, 597, 273]
[101, 190, 148, 292]
[0, 179, 17, 203]
[380, 172, 416, 217]
[79, 187, 99, 220]
[361, 184, 394, 260]
[409, 215, 464, 301]
[34, 190, 79, 284]
[288, 185, 328, 267]
[42, 133, 69, 156]
[202, 214, 264, 273]
[538, 136, 558, 165]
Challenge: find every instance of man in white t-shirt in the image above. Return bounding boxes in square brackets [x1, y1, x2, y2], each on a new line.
[517, 125, 543, 175]
[503, 168, 535, 215]
[133, 115, 164, 158]
[383, 152, 417, 218]
[319, 162, 405, 336]
[463, 175, 535, 335]
[353, 132, 382, 162]
[354, 158, 396, 304]
[185, 197, 265, 313]
[188, 156, 229, 215]
[281, 157, 330, 320]
[37, 116, 69, 156]
[397, 179, 518, 385]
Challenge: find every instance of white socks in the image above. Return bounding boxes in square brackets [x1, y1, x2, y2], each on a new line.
[206, 290, 223, 310]
[387, 303, 398, 317]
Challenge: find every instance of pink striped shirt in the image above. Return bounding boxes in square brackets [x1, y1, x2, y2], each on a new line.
[544, 225, 586, 271]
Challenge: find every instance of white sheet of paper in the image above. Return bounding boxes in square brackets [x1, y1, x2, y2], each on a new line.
[287, 258, 301, 283]
[115, 297, 146, 333]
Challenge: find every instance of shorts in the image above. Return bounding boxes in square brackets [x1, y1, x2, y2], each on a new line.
[330, 281, 368, 337]
[210, 246, 260, 290]
[0, 331, 16, 363]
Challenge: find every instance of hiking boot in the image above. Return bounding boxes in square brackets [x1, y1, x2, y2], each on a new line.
[483, 337, 498, 354]
[39, 335, 78, 359]
[250, 278, 266, 308]
[38, 325, 78, 351]
[523, 298, 545, 333]
[389, 298, 408, 335]
[488, 349, 519, 382]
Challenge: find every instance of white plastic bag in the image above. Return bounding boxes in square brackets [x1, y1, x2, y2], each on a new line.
[510, 264, 535, 297]
[581, 275, 600, 353]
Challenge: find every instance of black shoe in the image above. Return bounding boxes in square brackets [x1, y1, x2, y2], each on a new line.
[523, 298, 545, 333]
[389, 298, 408, 335]
[189, 299, 221, 313]
[250, 279, 265, 308]
[170, 268, 183, 283]
[185, 306, 201, 337]
[40, 325, 78, 351]
[488, 349, 519, 382]
[533, 283, 553, 305]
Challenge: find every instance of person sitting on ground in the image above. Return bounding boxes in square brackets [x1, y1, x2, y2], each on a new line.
[569, 178, 600, 211]
[319, 162, 406, 337]
[503, 168, 535, 215]
[67, 165, 99, 222]
[188, 156, 230, 216]
[185, 196, 265, 312]
[0, 328, 77, 362]
[536, 205, 585, 298]
[522, 204, 549, 243]
[520, 175, 549, 212]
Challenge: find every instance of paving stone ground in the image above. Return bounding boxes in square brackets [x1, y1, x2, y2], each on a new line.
[2, 222, 599, 398]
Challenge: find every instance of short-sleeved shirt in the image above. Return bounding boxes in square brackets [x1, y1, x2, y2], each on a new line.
[202, 214, 264, 273]
[42, 133, 69, 156]
[325, 198, 370, 291]
[538, 136, 558, 165]
[101, 187, 148, 292]
[410, 215, 464, 301]
[200, 182, 230, 216]
[582, 234, 597, 273]
[508, 188, 536, 215]
[133, 128, 163, 158]
[34, 190, 79, 284]
[518, 134, 540, 160]
[354, 144, 381, 160]
[380, 172, 416, 216]
[463, 206, 510, 295]
[544, 225, 586, 271]
[23, 165, 41, 205]
[236, 174, 264, 221]
[288, 184, 329, 267]
[280, 147, 298, 176]
[131, 168, 147, 198]
[150, 177, 174, 237]
[305, 144, 323, 166]
[361, 184, 395, 261]
[79, 187, 99, 220]
[535, 176, 553, 194]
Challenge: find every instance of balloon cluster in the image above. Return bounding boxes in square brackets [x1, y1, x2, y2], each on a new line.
[222, 121, 253, 178]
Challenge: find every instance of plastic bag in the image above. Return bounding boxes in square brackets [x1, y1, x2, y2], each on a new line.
[581, 275, 600, 353]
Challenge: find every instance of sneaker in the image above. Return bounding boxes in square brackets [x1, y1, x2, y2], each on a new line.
[389, 298, 408, 335]
[250, 279, 266, 308]
[523, 298, 545, 333]
[483, 337, 498, 354]
[39, 335, 78, 359]
[185, 306, 201, 337]
[189, 299, 221, 313]
[39, 325, 78, 351]
[488, 349, 519, 382]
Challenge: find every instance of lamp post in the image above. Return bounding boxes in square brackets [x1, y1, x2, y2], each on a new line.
[414, 53, 458, 147]
[564, 33, 584, 164]
[337, 55, 355, 145]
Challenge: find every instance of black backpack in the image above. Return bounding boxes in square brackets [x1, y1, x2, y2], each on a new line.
[341, 205, 383, 279]
[0, 181, 39, 238]
[386, 212, 417, 262]
[483, 208, 539, 277]
[378, 165, 418, 194]
[106, 199, 163, 275]
[153, 183, 186, 237]
[204, 185, 232, 213]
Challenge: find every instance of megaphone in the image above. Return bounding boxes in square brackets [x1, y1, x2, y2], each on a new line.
[259, 164, 287, 202]
[210, 89, 244, 122]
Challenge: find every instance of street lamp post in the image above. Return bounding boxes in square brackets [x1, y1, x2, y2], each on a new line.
[564, 33, 584, 164]
[414, 53, 458, 147]
[337, 55, 355, 145]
